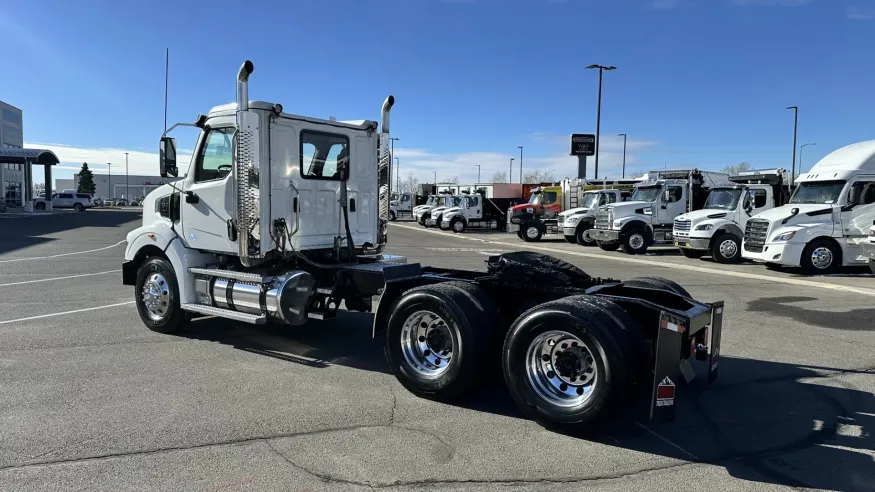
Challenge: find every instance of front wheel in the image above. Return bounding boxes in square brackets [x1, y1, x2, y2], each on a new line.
[711, 233, 741, 263]
[597, 241, 620, 252]
[576, 225, 596, 247]
[869, 259, 875, 275]
[522, 224, 543, 242]
[422, 215, 432, 228]
[388, 210, 396, 221]
[621, 228, 649, 255]
[73, 203, 85, 211]
[135, 257, 188, 334]
[800, 239, 840, 275]
[451, 218, 466, 233]
[502, 297, 641, 435]
[34, 202, 46, 210]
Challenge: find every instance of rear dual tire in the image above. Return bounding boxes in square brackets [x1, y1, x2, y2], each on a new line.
[870, 259, 875, 275]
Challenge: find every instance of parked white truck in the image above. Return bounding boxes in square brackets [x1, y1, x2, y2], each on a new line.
[741, 140, 875, 274]
[121, 60, 726, 436]
[592, 170, 732, 254]
[424, 194, 463, 229]
[672, 169, 791, 263]
[558, 189, 629, 245]
[413, 194, 451, 225]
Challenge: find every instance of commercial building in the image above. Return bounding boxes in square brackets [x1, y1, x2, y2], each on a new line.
[55, 173, 181, 200]
[1, 100, 25, 206]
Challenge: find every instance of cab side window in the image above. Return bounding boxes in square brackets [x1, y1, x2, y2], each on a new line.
[195, 127, 234, 182]
[469, 196, 479, 207]
[543, 191, 558, 205]
[301, 130, 350, 180]
[753, 189, 767, 208]
[666, 186, 683, 203]
[848, 181, 875, 205]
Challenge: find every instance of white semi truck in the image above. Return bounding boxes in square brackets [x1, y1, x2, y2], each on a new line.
[424, 194, 463, 229]
[592, 170, 732, 255]
[741, 140, 875, 274]
[121, 60, 725, 435]
[558, 189, 629, 245]
[672, 169, 791, 263]
[413, 194, 452, 225]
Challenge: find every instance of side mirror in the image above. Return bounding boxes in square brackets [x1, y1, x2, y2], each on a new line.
[159, 137, 178, 178]
[744, 191, 755, 212]
[663, 190, 671, 202]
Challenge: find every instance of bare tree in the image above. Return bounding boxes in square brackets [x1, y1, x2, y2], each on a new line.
[441, 176, 460, 184]
[490, 171, 508, 183]
[399, 174, 419, 193]
[721, 162, 752, 176]
[629, 172, 645, 179]
[523, 169, 555, 184]
[33, 182, 46, 196]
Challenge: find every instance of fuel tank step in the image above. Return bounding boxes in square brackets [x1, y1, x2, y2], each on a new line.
[181, 303, 266, 324]
[188, 267, 272, 283]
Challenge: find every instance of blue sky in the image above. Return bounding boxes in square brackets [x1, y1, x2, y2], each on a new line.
[2, 0, 874, 185]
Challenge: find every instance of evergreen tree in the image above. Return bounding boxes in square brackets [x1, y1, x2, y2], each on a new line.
[77, 163, 96, 195]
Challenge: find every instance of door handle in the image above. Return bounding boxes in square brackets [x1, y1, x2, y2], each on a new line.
[185, 191, 199, 204]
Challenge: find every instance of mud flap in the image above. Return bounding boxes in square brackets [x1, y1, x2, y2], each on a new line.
[708, 301, 724, 384]
[650, 311, 685, 422]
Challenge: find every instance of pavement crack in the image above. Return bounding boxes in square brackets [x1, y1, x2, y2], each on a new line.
[387, 385, 398, 426]
[264, 440, 377, 489]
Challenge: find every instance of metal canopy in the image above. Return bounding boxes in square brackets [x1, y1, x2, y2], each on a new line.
[0, 148, 60, 165]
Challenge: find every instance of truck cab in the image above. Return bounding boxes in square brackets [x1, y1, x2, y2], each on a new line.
[559, 189, 627, 246]
[389, 191, 414, 221]
[425, 195, 463, 229]
[741, 140, 875, 274]
[507, 185, 562, 241]
[673, 169, 789, 263]
[413, 194, 446, 225]
[591, 170, 731, 255]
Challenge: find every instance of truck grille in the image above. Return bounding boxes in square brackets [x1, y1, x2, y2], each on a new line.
[744, 219, 770, 253]
[595, 210, 611, 230]
[674, 219, 691, 234]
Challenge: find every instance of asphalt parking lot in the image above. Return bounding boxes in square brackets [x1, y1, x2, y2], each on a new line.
[1, 211, 873, 492]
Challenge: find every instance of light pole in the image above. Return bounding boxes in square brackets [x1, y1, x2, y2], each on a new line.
[617, 133, 627, 178]
[517, 146, 523, 184]
[125, 152, 129, 202]
[476, 164, 481, 183]
[394, 157, 400, 190]
[390, 137, 400, 192]
[433, 171, 437, 184]
[587, 64, 616, 181]
[510, 158, 515, 183]
[107, 163, 112, 199]
[800, 143, 816, 174]
[786, 106, 798, 186]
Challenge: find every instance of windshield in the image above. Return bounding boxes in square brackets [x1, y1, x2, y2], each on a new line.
[704, 188, 743, 210]
[581, 193, 600, 209]
[424, 196, 435, 206]
[790, 181, 846, 204]
[631, 186, 662, 202]
[528, 192, 539, 204]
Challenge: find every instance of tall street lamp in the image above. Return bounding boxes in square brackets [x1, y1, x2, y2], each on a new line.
[587, 64, 617, 181]
[125, 152, 129, 202]
[800, 143, 816, 174]
[107, 163, 112, 199]
[509, 158, 515, 183]
[786, 106, 798, 186]
[617, 133, 627, 178]
[394, 157, 400, 190]
[433, 171, 437, 184]
[517, 146, 523, 184]
[390, 137, 400, 191]
[476, 164, 481, 183]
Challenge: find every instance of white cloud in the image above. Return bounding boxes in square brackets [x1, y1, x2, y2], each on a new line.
[846, 5, 875, 19]
[24, 141, 193, 177]
[650, 0, 684, 10]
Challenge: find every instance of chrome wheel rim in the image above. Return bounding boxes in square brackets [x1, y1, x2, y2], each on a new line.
[141, 273, 170, 321]
[526, 227, 540, 239]
[719, 239, 738, 258]
[811, 247, 833, 270]
[580, 229, 595, 244]
[525, 330, 597, 407]
[629, 234, 645, 250]
[453, 221, 463, 232]
[400, 310, 453, 378]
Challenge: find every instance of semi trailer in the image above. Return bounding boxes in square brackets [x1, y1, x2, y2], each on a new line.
[741, 140, 875, 274]
[672, 169, 791, 263]
[122, 60, 725, 435]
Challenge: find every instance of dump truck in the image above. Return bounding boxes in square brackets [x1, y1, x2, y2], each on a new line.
[122, 60, 725, 435]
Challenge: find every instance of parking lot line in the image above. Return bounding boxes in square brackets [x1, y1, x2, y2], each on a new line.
[390, 223, 875, 297]
[0, 240, 127, 264]
[0, 301, 134, 325]
[0, 270, 121, 287]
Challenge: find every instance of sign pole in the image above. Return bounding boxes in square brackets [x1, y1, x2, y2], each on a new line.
[577, 155, 587, 180]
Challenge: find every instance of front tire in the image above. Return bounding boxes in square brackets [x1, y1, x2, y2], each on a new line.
[522, 224, 543, 242]
[34, 202, 46, 210]
[135, 257, 187, 334]
[385, 282, 495, 401]
[451, 217, 466, 233]
[502, 297, 641, 435]
[711, 233, 741, 263]
[73, 203, 85, 211]
[620, 228, 649, 255]
[800, 239, 840, 275]
[388, 210, 396, 221]
[576, 225, 596, 247]
[598, 241, 620, 252]
[869, 259, 875, 275]
[422, 214, 432, 228]
[680, 248, 705, 259]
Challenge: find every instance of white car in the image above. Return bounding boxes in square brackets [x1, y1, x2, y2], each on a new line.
[34, 191, 94, 211]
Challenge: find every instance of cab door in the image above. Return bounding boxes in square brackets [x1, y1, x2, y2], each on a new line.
[180, 126, 237, 254]
[466, 195, 481, 219]
[657, 185, 686, 225]
[841, 178, 875, 255]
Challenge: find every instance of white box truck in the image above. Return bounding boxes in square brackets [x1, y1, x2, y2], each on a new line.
[672, 169, 791, 263]
[741, 140, 875, 274]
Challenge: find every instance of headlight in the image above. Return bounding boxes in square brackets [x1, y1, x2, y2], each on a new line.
[566, 216, 581, 225]
[695, 224, 713, 231]
[613, 220, 623, 228]
[526, 207, 534, 214]
[511, 217, 521, 224]
[774, 231, 796, 242]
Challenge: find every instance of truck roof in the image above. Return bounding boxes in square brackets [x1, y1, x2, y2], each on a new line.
[207, 101, 378, 131]
[797, 140, 875, 183]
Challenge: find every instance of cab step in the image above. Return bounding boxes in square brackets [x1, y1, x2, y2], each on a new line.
[188, 267, 272, 283]
[181, 303, 267, 324]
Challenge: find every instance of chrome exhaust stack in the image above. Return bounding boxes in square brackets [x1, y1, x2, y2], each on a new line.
[233, 60, 263, 266]
[375, 95, 395, 254]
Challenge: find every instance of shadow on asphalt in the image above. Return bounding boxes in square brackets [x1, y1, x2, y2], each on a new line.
[747, 296, 875, 331]
[180, 313, 874, 492]
[0, 210, 141, 256]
